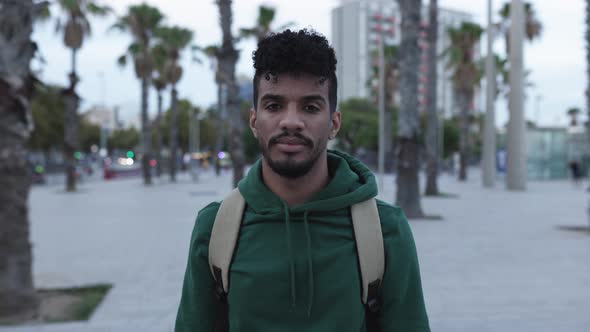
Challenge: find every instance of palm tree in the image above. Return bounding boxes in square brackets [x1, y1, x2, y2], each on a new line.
[424, 0, 440, 196]
[112, 4, 164, 185]
[151, 43, 167, 177]
[217, 0, 243, 188]
[0, 0, 48, 322]
[154, 25, 193, 182]
[369, 44, 399, 164]
[395, 0, 424, 218]
[498, 2, 543, 55]
[239, 5, 294, 42]
[445, 22, 484, 181]
[586, 0, 590, 151]
[567, 107, 581, 127]
[53, 0, 109, 192]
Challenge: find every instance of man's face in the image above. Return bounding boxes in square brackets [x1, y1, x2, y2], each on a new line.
[250, 72, 341, 179]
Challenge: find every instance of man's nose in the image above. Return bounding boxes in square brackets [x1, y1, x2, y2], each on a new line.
[279, 104, 304, 131]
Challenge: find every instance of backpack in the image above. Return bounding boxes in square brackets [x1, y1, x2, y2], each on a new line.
[208, 188, 384, 332]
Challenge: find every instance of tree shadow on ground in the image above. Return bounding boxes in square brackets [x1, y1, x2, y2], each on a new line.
[423, 192, 459, 199]
[556, 225, 590, 235]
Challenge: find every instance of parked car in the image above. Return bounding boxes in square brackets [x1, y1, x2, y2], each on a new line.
[103, 157, 141, 180]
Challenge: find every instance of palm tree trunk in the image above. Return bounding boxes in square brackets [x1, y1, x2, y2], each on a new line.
[587, 0, 590, 227]
[141, 77, 152, 185]
[218, 0, 244, 187]
[228, 82, 245, 186]
[395, 0, 424, 218]
[585, 0, 590, 185]
[0, 98, 38, 323]
[0, 0, 42, 322]
[155, 89, 163, 177]
[169, 86, 178, 182]
[214, 81, 223, 176]
[64, 48, 79, 192]
[458, 88, 471, 181]
[63, 90, 79, 192]
[424, 0, 440, 196]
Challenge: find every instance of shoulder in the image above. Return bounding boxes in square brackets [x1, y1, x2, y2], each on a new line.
[375, 200, 405, 229]
[374, 199, 413, 241]
[191, 201, 221, 243]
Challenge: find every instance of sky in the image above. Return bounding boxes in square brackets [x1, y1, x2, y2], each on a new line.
[31, 0, 586, 128]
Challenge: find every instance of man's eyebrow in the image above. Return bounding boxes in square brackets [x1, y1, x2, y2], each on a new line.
[259, 94, 285, 102]
[301, 95, 327, 104]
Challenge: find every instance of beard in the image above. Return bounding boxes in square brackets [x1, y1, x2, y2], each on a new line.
[258, 131, 327, 179]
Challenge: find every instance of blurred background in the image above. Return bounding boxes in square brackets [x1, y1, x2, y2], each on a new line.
[1, 0, 589, 331]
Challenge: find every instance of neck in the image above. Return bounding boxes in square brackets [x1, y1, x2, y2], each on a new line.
[261, 152, 330, 207]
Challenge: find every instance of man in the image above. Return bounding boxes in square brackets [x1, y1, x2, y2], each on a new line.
[175, 29, 430, 331]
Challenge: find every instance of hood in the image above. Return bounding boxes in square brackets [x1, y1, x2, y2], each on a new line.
[238, 149, 377, 214]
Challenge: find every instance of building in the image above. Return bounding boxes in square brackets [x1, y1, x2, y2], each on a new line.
[82, 105, 123, 130]
[494, 124, 589, 180]
[82, 105, 124, 152]
[331, 0, 477, 117]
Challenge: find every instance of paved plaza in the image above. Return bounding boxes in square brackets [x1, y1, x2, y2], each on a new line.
[2, 168, 590, 331]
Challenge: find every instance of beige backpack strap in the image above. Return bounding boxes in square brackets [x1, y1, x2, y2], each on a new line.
[209, 188, 246, 293]
[351, 198, 384, 306]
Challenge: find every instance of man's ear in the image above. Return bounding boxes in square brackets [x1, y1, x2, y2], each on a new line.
[329, 111, 342, 139]
[249, 108, 258, 138]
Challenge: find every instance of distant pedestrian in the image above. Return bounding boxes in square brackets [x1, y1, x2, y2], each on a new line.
[568, 159, 582, 186]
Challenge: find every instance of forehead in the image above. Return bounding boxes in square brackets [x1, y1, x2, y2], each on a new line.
[257, 72, 330, 100]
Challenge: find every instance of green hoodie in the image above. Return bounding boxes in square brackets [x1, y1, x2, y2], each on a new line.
[175, 150, 430, 331]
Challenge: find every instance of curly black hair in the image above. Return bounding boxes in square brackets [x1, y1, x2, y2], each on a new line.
[252, 29, 338, 113]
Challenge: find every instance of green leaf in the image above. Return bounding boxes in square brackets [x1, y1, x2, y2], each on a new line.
[87, 3, 111, 16]
[258, 5, 276, 28]
[35, 2, 52, 22]
[60, 0, 78, 11]
[117, 54, 127, 67]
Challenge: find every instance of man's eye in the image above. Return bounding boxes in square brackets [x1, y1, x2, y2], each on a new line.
[265, 103, 281, 112]
[304, 105, 320, 113]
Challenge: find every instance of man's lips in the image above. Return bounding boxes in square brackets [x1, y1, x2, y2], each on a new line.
[275, 137, 307, 145]
[270, 135, 311, 153]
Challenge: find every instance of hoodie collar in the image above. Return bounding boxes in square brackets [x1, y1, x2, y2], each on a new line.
[237, 150, 377, 215]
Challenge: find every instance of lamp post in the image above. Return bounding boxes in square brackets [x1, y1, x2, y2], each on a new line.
[370, 13, 394, 191]
[190, 110, 207, 182]
[378, 34, 386, 190]
[506, 0, 526, 190]
[482, 0, 496, 187]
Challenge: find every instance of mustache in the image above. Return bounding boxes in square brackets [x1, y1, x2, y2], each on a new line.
[269, 132, 313, 147]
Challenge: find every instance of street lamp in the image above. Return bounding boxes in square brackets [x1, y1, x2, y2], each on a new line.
[189, 110, 207, 182]
[378, 32, 386, 191]
[506, 0, 526, 190]
[482, 0, 497, 187]
[370, 13, 395, 191]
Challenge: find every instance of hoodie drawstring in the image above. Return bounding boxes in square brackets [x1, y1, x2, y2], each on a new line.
[303, 210, 314, 317]
[283, 203, 315, 317]
[283, 201, 297, 309]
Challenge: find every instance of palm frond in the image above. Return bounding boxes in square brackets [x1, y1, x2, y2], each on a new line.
[117, 54, 128, 67]
[87, 3, 111, 16]
[258, 5, 276, 28]
[109, 20, 127, 32]
[59, 0, 78, 11]
[239, 27, 257, 39]
[35, 1, 52, 22]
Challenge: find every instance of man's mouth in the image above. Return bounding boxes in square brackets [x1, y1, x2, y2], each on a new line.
[270, 134, 312, 153]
